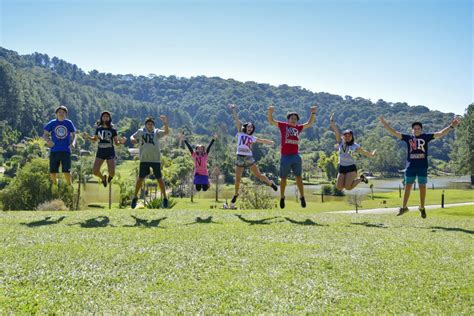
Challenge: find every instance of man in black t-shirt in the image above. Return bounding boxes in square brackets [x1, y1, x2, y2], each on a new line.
[381, 116, 461, 218]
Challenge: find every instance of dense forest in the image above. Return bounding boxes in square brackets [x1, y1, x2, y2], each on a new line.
[0, 46, 467, 178]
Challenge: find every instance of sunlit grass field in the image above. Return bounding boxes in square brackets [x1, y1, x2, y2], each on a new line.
[1, 204, 472, 313]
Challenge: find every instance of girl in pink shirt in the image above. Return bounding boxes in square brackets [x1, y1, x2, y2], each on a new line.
[181, 133, 216, 191]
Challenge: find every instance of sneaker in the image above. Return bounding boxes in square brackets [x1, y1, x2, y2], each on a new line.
[280, 197, 285, 209]
[300, 196, 307, 208]
[360, 174, 368, 184]
[162, 198, 169, 209]
[270, 182, 278, 191]
[131, 197, 138, 209]
[231, 195, 238, 204]
[419, 207, 427, 219]
[397, 207, 409, 216]
[102, 175, 108, 187]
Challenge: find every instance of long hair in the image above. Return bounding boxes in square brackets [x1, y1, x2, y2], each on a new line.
[97, 111, 113, 127]
[343, 129, 355, 146]
[241, 122, 255, 135]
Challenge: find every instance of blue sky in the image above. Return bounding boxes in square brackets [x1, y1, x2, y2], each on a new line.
[1, 0, 472, 114]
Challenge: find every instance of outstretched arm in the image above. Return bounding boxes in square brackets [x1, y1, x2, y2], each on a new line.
[357, 147, 376, 158]
[229, 104, 241, 132]
[114, 136, 127, 146]
[267, 105, 278, 126]
[380, 116, 402, 139]
[82, 132, 98, 142]
[160, 115, 169, 135]
[434, 117, 461, 139]
[255, 137, 274, 146]
[329, 113, 340, 143]
[302, 105, 317, 130]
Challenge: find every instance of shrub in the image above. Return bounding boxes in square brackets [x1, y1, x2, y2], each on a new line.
[36, 199, 69, 211]
[239, 184, 274, 210]
[0, 158, 74, 210]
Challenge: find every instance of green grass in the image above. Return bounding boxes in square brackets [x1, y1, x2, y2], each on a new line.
[1, 205, 473, 313]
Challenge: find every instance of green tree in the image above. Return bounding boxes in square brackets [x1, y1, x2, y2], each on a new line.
[450, 104, 474, 184]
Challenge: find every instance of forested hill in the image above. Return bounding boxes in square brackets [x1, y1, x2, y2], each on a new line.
[0, 47, 457, 162]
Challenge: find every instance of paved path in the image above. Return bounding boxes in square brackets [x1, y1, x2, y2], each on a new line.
[326, 202, 474, 215]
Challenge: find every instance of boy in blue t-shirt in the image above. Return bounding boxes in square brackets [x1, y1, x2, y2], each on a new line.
[43, 106, 77, 185]
[380, 116, 461, 218]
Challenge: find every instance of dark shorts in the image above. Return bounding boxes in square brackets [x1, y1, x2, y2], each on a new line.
[404, 167, 428, 185]
[235, 155, 256, 168]
[139, 162, 162, 179]
[280, 154, 302, 178]
[49, 151, 71, 173]
[194, 174, 210, 185]
[96, 148, 116, 160]
[338, 164, 357, 174]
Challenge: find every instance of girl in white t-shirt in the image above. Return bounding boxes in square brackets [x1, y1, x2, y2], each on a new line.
[330, 113, 376, 191]
[229, 104, 278, 207]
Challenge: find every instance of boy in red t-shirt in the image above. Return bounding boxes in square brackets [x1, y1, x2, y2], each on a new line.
[268, 104, 317, 208]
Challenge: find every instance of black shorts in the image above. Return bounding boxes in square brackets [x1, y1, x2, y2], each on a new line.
[96, 148, 116, 160]
[338, 164, 357, 174]
[139, 162, 162, 179]
[49, 151, 71, 173]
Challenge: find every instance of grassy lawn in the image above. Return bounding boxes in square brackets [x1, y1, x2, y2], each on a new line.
[1, 205, 472, 313]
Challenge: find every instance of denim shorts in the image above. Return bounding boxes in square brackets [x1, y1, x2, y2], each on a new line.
[280, 154, 302, 178]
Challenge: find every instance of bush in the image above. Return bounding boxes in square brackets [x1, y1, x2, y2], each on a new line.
[36, 199, 69, 211]
[320, 183, 345, 196]
[321, 184, 333, 195]
[0, 158, 74, 210]
[239, 184, 275, 210]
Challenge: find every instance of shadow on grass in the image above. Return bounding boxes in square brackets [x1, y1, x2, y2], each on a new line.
[351, 222, 388, 229]
[124, 215, 167, 228]
[284, 217, 328, 226]
[69, 216, 115, 228]
[21, 216, 66, 227]
[185, 216, 219, 225]
[234, 214, 279, 225]
[430, 226, 473, 235]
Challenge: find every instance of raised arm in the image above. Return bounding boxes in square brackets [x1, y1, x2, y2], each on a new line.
[356, 147, 376, 158]
[267, 105, 278, 126]
[434, 117, 461, 139]
[229, 104, 241, 132]
[329, 113, 340, 143]
[255, 137, 274, 146]
[184, 140, 194, 154]
[160, 115, 169, 135]
[206, 134, 217, 154]
[380, 116, 402, 139]
[302, 105, 317, 130]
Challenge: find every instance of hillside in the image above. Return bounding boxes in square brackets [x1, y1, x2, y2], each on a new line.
[0, 47, 457, 164]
